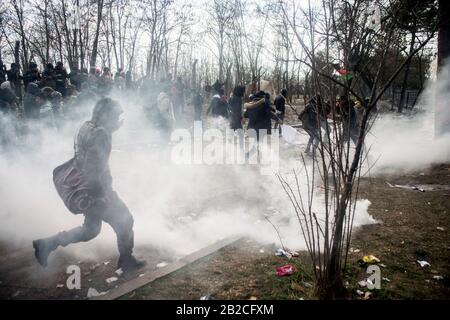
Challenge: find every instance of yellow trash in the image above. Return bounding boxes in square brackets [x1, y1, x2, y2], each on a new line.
[362, 255, 380, 264]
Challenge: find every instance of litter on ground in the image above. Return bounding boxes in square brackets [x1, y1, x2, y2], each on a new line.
[106, 276, 118, 284]
[276, 264, 296, 277]
[275, 248, 292, 259]
[87, 288, 108, 298]
[362, 255, 381, 264]
[157, 262, 168, 268]
[417, 260, 431, 268]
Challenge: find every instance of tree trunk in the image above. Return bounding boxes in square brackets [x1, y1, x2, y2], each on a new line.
[438, 0, 450, 72]
[90, 0, 104, 70]
[436, 0, 450, 136]
[398, 25, 416, 113]
[14, 41, 22, 100]
[192, 59, 198, 90]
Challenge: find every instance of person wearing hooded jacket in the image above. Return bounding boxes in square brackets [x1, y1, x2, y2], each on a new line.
[33, 98, 146, 273]
[157, 85, 176, 143]
[42, 63, 56, 89]
[228, 85, 245, 130]
[54, 62, 68, 97]
[207, 87, 229, 118]
[244, 91, 281, 139]
[23, 62, 41, 88]
[0, 81, 18, 114]
[23, 83, 43, 119]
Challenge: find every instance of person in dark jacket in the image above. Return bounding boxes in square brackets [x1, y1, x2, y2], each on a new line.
[6, 63, 22, 98]
[0, 81, 18, 114]
[338, 95, 358, 144]
[0, 60, 6, 84]
[244, 91, 281, 138]
[42, 63, 56, 89]
[207, 87, 229, 118]
[23, 83, 43, 119]
[299, 97, 321, 154]
[23, 62, 41, 88]
[274, 88, 288, 134]
[69, 67, 84, 92]
[54, 62, 68, 97]
[192, 90, 203, 121]
[33, 98, 146, 273]
[228, 85, 245, 130]
[243, 91, 281, 162]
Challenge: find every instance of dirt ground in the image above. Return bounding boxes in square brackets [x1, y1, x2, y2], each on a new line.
[121, 164, 450, 300]
[0, 243, 175, 300]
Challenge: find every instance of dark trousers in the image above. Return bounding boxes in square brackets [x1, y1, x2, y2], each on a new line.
[45, 191, 134, 258]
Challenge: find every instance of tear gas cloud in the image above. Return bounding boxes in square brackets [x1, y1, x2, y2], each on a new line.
[0, 65, 448, 260]
[367, 62, 450, 174]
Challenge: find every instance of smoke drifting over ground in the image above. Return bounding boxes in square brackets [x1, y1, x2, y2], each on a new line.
[367, 63, 450, 174]
[1, 68, 448, 261]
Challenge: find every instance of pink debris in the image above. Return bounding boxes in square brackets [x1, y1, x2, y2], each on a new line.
[276, 264, 296, 277]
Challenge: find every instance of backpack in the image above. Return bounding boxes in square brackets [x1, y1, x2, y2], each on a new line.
[52, 133, 99, 215]
[53, 158, 94, 214]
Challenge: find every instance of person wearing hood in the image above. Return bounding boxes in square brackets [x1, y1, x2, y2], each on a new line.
[42, 63, 56, 89]
[299, 96, 321, 154]
[274, 88, 288, 133]
[54, 62, 68, 97]
[157, 85, 176, 143]
[23, 62, 41, 88]
[244, 91, 281, 139]
[338, 95, 358, 144]
[207, 87, 229, 118]
[242, 91, 281, 162]
[6, 63, 22, 98]
[0, 60, 6, 84]
[23, 82, 43, 119]
[39, 87, 58, 127]
[0, 81, 18, 114]
[69, 66, 84, 92]
[0, 81, 18, 150]
[33, 98, 146, 273]
[228, 85, 246, 130]
[97, 67, 113, 95]
[51, 91, 63, 119]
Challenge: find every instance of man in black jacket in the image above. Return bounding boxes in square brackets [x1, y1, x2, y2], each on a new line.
[33, 98, 146, 273]
[54, 62, 68, 97]
[207, 87, 229, 118]
[244, 91, 281, 138]
[243, 91, 281, 163]
[23, 82, 43, 119]
[228, 85, 245, 130]
[23, 62, 41, 88]
[7, 63, 22, 99]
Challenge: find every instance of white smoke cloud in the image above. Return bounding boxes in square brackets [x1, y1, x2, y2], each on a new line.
[367, 62, 450, 174]
[12, 70, 450, 261]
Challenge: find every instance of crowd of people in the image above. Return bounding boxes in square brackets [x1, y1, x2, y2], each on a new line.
[0, 60, 135, 126]
[0, 58, 370, 156]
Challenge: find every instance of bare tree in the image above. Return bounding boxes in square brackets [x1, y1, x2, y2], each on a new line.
[276, 0, 437, 299]
[90, 0, 104, 70]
